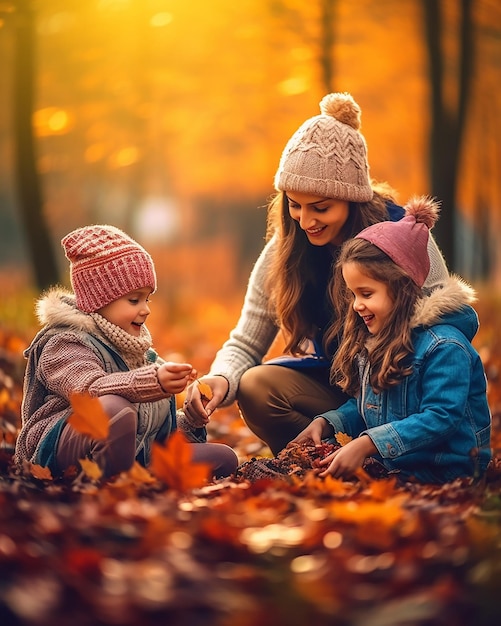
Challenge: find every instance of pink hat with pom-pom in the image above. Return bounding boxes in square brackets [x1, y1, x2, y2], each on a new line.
[355, 196, 440, 287]
[274, 92, 373, 202]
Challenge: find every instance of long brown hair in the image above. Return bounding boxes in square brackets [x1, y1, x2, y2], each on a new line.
[330, 238, 422, 395]
[264, 182, 396, 355]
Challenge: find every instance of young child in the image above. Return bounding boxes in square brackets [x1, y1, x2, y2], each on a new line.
[14, 225, 238, 479]
[293, 197, 491, 483]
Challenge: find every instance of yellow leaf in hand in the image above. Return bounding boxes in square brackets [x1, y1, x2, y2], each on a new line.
[335, 432, 353, 447]
[198, 381, 213, 401]
[68, 392, 110, 440]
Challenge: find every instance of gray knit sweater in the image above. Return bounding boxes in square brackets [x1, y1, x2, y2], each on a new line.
[210, 233, 449, 405]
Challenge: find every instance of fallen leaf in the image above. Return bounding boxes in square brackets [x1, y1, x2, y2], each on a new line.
[30, 463, 53, 480]
[335, 432, 353, 446]
[68, 392, 110, 440]
[126, 461, 156, 484]
[354, 466, 372, 486]
[151, 430, 211, 491]
[79, 457, 103, 481]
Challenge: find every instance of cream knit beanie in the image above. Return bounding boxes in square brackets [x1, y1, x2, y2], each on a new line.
[274, 92, 373, 202]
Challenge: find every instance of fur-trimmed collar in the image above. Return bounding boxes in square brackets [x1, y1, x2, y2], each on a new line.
[411, 275, 477, 329]
[32, 288, 154, 367]
[36, 288, 97, 333]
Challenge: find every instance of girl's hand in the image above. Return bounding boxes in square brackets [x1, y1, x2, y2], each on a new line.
[157, 362, 196, 395]
[317, 435, 377, 478]
[183, 375, 229, 427]
[291, 417, 331, 447]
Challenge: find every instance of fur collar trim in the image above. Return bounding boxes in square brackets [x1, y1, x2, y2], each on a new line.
[36, 288, 96, 333]
[411, 275, 476, 328]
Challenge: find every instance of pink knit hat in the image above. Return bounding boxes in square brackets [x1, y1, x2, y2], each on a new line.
[355, 196, 440, 287]
[274, 92, 373, 202]
[61, 225, 157, 312]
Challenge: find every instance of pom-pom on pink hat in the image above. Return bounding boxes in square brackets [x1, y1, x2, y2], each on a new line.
[274, 92, 373, 202]
[61, 225, 157, 313]
[355, 196, 440, 287]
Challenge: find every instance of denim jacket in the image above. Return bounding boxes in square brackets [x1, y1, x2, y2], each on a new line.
[320, 276, 491, 483]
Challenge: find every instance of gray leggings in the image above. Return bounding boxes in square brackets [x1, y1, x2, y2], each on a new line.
[237, 365, 349, 455]
[56, 395, 238, 479]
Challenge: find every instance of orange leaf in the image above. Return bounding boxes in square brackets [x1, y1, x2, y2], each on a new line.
[369, 476, 400, 501]
[79, 458, 103, 481]
[30, 464, 53, 480]
[150, 430, 211, 491]
[354, 466, 373, 486]
[68, 392, 110, 440]
[126, 461, 156, 484]
[0, 388, 9, 408]
[335, 432, 353, 446]
[198, 381, 213, 401]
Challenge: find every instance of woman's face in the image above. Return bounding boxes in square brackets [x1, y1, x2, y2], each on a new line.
[287, 191, 350, 246]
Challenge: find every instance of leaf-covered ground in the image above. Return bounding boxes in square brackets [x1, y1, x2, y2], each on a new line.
[1, 293, 501, 626]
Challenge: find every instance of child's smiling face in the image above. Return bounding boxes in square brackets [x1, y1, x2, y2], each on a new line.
[342, 261, 394, 335]
[96, 286, 153, 336]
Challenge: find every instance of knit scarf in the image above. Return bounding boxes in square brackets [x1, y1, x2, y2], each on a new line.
[90, 313, 153, 369]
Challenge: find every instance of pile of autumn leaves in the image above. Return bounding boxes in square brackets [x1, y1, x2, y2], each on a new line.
[1, 328, 501, 625]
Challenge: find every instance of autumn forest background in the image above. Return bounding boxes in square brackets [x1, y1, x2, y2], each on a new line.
[1, 1, 501, 625]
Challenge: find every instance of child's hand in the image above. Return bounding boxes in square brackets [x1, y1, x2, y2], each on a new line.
[157, 362, 196, 395]
[183, 375, 229, 426]
[291, 417, 330, 446]
[317, 435, 377, 478]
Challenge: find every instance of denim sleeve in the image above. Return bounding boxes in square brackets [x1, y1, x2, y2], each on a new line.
[320, 397, 366, 438]
[362, 340, 473, 459]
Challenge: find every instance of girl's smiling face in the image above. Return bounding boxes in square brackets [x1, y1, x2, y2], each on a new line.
[287, 191, 350, 246]
[342, 261, 394, 335]
[97, 286, 153, 336]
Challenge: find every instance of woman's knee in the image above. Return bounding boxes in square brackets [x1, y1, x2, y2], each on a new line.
[238, 365, 281, 415]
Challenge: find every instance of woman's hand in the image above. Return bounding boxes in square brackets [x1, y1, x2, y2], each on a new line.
[182, 375, 229, 427]
[157, 362, 196, 395]
[317, 435, 377, 478]
[291, 417, 331, 447]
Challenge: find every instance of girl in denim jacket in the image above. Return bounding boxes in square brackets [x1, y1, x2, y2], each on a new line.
[293, 197, 491, 483]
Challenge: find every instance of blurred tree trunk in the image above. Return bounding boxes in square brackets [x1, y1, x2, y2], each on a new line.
[270, 0, 337, 93]
[422, 0, 474, 271]
[319, 0, 336, 93]
[13, 0, 60, 290]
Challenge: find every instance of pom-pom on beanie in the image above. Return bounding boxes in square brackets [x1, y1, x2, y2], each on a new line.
[355, 196, 440, 287]
[61, 225, 157, 313]
[274, 92, 373, 202]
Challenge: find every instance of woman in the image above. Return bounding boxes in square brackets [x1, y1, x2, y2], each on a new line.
[183, 92, 449, 455]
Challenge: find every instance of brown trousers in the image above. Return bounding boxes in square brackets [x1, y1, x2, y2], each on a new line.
[237, 364, 348, 455]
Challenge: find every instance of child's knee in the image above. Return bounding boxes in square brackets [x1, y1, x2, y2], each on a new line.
[191, 442, 238, 478]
